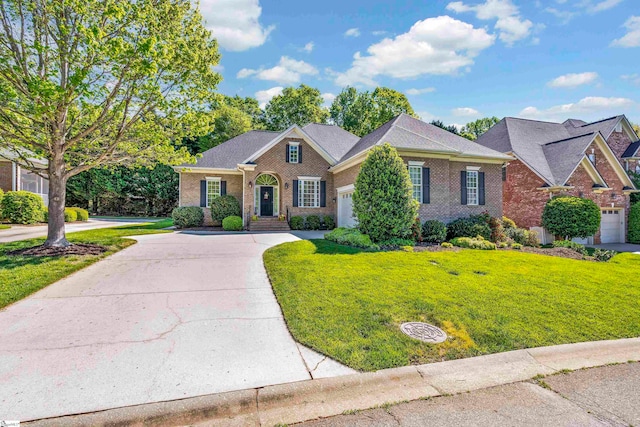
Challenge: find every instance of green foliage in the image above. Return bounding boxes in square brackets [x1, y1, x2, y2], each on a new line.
[553, 240, 587, 255]
[631, 173, 640, 205]
[430, 120, 460, 135]
[378, 238, 416, 248]
[171, 207, 204, 229]
[542, 197, 601, 240]
[410, 217, 422, 243]
[290, 216, 304, 230]
[306, 215, 321, 230]
[422, 220, 447, 244]
[441, 242, 453, 248]
[502, 216, 517, 229]
[511, 243, 522, 250]
[505, 227, 539, 247]
[1, 191, 45, 224]
[523, 230, 540, 247]
[330, 87, 416, 136]
[450, 236, 497, 250]
[593, 249, 616, 262]
[629, 203, 640, 244]
[264, 85, 328, 131]
[322, 215, 335, 230]
[325, 228, 379, 250]
[353, 144, 418, 243]
[222, 216, 243, 231]
[460, 117, 500, 140]
[446, 215, 491, 240]
[70, 207, 89, 221]
[489, 217, 506, 243]
[64, 208, 78, 222]
[197, 98, 261, 152]
[210, 195, 241, 223]
[0, 189, 3, 215]
[497, 242, 509, 249]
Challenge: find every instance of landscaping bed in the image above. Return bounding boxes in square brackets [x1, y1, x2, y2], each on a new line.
[264, 239, 640, 372]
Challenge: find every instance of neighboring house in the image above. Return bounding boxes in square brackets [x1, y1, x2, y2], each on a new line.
[175, 114, 512, 230]
[476, 115, 639, 244]
[0, 149, 49, 204]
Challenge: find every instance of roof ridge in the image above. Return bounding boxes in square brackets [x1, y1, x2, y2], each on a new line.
[250, 129, 280, 133]
[579, 115, 622, 127]
[373, 114, 403, 147]
[507, 116, 563, 125]
[543, 132, 596, 146]
[393, 122, 461, 153]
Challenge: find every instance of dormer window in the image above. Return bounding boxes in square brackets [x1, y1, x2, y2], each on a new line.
[615, 122, 623, 133]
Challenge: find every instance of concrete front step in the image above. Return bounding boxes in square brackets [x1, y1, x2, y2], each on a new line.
[249, 218, 291, 231]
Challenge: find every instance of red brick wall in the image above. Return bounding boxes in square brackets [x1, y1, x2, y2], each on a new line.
[503, 142, 631, 243]
[0, 161, 12, 193]
[607, 130, 634, 164]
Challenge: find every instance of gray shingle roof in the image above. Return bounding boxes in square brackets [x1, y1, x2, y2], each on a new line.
[302, 123, 360, 160]
[476, 115, 631, 186]
[339, 113, 511, 163]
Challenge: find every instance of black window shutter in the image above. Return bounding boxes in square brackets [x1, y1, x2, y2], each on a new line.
[200, 180, 207, 207]
[502, 166, 507, 182]
[422, 167, 430, 204]
[221, 181, 227, 196]
[479, 172, 486, 205]
[320, 181, 326, 207]
[293, 180, 299, 207]
[298, 145, 302, 163]
[460, 171, 467, 205]
[285, 144, 290, 163]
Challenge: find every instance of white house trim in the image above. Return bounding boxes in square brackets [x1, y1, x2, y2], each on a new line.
[408, 160, 425, 167]
[336, 184, 355, 193]
[243, 125, 336, 165]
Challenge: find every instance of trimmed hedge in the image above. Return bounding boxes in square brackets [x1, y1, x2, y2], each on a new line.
[64, 208, 78, 222]
[542, 196, 600, 240]
[222, 215, 243, 231]
[306, 215, 321, 230]
[446, 215, 491, 240]
[172, 206, 204, 229]
[450, 236, 497, 250]
[70, 207, 89, 221]
[211, 195, 241, 223]
[323, 215, 335, 230]
[629, 203, 640, 244]
[290, 216, 304, 230]
[553, 240, 587, 255]
[325, 227, 379, 250]
[0, 191, 45, 224]
[422, 220, 447, 244]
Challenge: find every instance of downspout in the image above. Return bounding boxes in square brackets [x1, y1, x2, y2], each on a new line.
[178, 173, 182, 207]
[242, 168, 246, 228]
[11, 162, 16, 191]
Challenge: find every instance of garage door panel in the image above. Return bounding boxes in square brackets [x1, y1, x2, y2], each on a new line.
[600, 209, 623, 244]
[338, 191, 357, 228]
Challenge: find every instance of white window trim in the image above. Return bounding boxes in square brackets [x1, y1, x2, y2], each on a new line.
[298, 178, 321, 208]
[466, 170, 479, 206]
[408, 160, 425, 167]
[205, 177, 221, 208]
[408, 165, 423, 204]
[466, 166, 481, 171]
[289, 143, 300, 164]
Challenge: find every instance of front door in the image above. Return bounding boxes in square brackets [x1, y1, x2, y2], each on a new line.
[260, 186, 274, 216]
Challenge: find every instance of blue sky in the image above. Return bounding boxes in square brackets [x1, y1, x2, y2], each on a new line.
[200, 0, 640, 127]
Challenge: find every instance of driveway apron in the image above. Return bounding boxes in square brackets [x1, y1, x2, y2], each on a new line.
[0, 232, 316, 421]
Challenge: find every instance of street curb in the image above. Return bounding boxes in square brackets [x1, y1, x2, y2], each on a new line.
[24, 337, 640, 427]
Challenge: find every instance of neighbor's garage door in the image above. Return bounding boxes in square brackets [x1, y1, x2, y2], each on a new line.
[600, 209, 623, 243]
[338, 190, 357, 228]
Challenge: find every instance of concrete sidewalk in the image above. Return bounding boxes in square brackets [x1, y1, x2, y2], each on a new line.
[301, 362, 640, 426]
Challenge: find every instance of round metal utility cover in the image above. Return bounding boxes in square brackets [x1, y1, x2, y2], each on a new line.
[400, 322, 447, 343]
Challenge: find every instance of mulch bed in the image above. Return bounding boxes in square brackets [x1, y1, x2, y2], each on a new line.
[413, 244, 461, 253]
[8, 243, 108, 257]
[414, 243, 590, 260]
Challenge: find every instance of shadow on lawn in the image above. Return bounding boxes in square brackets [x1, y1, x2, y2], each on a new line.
[307, 239, 365, 255]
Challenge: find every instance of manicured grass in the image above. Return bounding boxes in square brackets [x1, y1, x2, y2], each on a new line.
[0, 219, 173, 309]
[264, 240, 640, 372]
[0, 225, 10, 230]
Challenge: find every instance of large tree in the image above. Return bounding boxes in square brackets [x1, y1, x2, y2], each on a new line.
[330, 87, 415, 136]
[0, 0, 220, 247]
[430, 120, 460, 135]
[460, 117, 500, 140]
[263, 85, 328, 131]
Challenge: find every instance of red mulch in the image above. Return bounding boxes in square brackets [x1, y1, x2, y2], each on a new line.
[8, 243, 108, 257]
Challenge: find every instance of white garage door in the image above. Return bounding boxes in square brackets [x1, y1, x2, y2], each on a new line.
[338, 190, 357, 228]
[600, 209, 623, 244]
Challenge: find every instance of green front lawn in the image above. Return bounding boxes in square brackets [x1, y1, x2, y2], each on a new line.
[0, 219, 173, 309]
[0, 225, 10, 230]
[264, 240, 640, 372]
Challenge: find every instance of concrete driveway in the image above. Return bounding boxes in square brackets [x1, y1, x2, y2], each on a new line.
[588, 243, 640, 253]
[0, 218, 155, 243]
[0, 232, 353, 421]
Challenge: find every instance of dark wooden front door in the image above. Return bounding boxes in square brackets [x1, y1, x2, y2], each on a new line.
[260, 186, 274, 216]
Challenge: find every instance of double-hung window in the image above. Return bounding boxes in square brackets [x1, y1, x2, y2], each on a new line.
[298, 179, 320, 208]
[289, 144, 299, 163]
[408, 165, 423, 203]
[466, 170, 479, 205]
[206, 178, 221, 207]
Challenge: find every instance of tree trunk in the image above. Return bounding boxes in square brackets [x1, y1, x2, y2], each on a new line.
[44, 156, 70, 248]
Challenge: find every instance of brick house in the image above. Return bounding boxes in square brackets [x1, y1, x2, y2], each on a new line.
[0, 149, 49, 204]
[175, 114, 512, 230]
[476, 115, 639, 244]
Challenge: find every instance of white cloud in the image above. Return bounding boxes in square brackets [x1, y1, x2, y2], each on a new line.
[406, 87, 436, 95]
[519, 96, 635, 121]
[372, 30, 388, 36]
[452, 107, 481, 117]
[237, 56, 318, 85]
[255, 86, 283, 109]
[446, 0, 534, 46]
[582, 0, 623, 13]
[611, 16, 640, 47]
[417, 111, 436, 121]
[546, 0, 622, 23]
[321, 93, 336, 106]
[544, 7, 576, 24]
[345, 28, 361, 37]
[547, 72, 599, 88]
[335, 16, 495, 87]
[198, 0, 275, 51]
[302, 42, 314, 53]
[621, 74, 640, 85]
